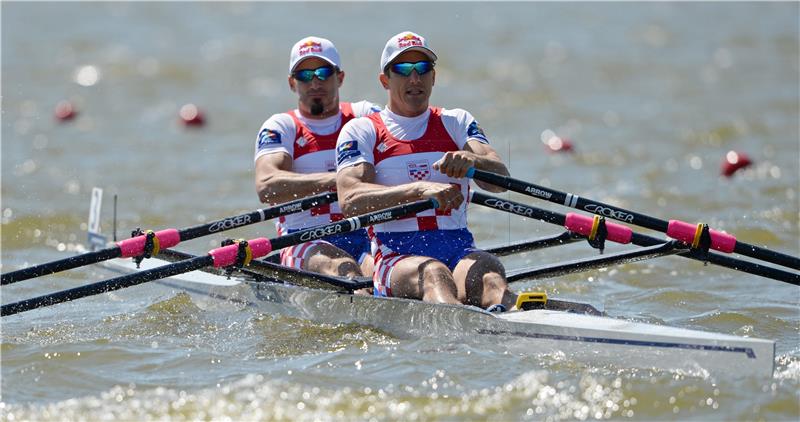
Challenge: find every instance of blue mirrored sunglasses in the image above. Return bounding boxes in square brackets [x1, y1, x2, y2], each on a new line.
[390, 61, 434, 77]
[292, 66, 336, 82]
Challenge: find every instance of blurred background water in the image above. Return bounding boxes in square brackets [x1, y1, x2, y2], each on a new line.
[2, 2, 798, 420]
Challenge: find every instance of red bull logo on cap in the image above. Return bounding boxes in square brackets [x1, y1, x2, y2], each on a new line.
[298, 40, 323, 56]
[397, 33, 423, 48]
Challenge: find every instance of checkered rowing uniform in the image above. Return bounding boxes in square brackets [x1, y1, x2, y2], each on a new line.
[255, 101, 380, 268]
[336, 106, 491, 297]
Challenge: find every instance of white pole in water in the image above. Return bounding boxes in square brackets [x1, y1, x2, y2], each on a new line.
[88, 187, 107, 251]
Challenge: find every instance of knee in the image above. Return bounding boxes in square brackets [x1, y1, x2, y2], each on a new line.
[305, 253, 360, 278]
[482, 272, 507, 291]
[420, 260, 453, 283]
[418, 260, 458, 300]
[418, 260, 457, 293]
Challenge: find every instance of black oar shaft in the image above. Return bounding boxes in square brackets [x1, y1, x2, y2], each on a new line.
[1, 192, 336, 285]
[1, 256, 213, 317]
[469, 168, 800, 270]
[2, 199, 437, 317]
[470, 191, 800, 285]
[485, 233, 583, 257]
[176, 193, 336, 240]
[1, 248, 123, 284]
[506, 241, 686, 283]
[159, 248, 373, 291]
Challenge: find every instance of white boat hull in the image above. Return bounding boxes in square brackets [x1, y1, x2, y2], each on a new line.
[104, 256, 775, 378]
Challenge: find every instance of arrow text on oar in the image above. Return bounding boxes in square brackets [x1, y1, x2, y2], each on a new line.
[466, 168, 800, 271]
[1, 192, 337, 285]
[470, 191, 799, 285]
[1, 199, 437, 317]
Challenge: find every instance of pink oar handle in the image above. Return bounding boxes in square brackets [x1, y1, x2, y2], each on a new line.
[116, 229, 181, 258]
[666, 220, 736, 253]
[209, 238, 273, 268]
[564, 213, 633, 244]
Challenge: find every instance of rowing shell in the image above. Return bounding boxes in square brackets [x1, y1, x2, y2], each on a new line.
[102, 255, 775, 378]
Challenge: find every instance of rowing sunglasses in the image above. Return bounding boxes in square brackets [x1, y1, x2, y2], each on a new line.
[292, 65, 337, 82]
[389, 61, 435, 77]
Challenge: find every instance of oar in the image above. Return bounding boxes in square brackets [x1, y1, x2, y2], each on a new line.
[1, 199, 437, 317]
[470, 191, 800, 285]
[1, 192, 336, 285]
[484, 233, 584, 257]
[506, 241, 688, 282]
[157, 248, 373, 291]
[467, 168, 800, 271]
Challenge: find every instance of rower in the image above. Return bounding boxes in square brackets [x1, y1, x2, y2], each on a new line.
[335, 31, 516, 311]
[254, 36, 381, 282]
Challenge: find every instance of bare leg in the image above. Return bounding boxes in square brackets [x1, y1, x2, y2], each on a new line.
[352, 254, 376, 296]
[386, 256, 461, 304]
[359, 254, 375, 278]
[452, 251, 516, 309]
[303, 243, 362, 278]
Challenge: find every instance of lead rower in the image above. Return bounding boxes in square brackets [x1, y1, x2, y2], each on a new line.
[335, 31, 517, 311]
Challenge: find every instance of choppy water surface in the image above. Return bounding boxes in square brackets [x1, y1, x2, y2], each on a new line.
[2, 2, 798, 421]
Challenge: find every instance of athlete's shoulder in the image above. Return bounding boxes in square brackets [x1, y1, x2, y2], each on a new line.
[348, 100, 383, 117]
[438, 107, 473, 122]
[438, 107, 488, 144]
[260, 111, 296, 129]
[256, 113, 296, 150]
[340, 115, 378, 136]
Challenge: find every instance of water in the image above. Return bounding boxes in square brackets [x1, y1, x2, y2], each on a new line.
[2, 2, 798, 420]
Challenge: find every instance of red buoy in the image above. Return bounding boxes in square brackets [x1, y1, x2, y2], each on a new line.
[720, 150, 752, 177]
[179, 104, 205, 127]
[54, 101, 77, 122]
[543, 136, 574, 153]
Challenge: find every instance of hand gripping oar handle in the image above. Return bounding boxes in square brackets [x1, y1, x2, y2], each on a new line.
[1, 192, 337, 285]
[1, 199, 437, 317]
[466, 168, 800, 271]
[469, 191, 799, 285]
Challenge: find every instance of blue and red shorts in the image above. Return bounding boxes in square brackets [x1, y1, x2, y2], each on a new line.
[371, 228, 480, 297]
[280, 229, 371, 269]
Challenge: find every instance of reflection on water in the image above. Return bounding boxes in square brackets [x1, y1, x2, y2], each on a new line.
[1, 1, 798, 420]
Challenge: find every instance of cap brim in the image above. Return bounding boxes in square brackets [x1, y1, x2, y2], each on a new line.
[290, 55, 340, 73]
[384, 47, 438, 70]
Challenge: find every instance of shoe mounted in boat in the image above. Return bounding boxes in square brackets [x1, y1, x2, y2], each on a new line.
[485, 303, 507, 313]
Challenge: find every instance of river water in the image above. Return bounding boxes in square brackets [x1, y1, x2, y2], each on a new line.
[2, 2, 798, 421]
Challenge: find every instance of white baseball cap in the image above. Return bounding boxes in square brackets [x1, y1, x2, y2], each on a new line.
[288, 36, 341, 73]
[380, 31, 438, 72]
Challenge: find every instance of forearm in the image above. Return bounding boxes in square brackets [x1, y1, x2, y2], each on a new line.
[256, 170, 337, 204]
[338, 180, 426, 217]
[472, 152, 508, 176]
[467, 145, 508, 193]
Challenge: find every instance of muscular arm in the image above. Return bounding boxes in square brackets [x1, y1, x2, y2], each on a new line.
[433, 140, 509, 193]
[465, 140, 508, 192]
[255, 152, 337, 204]
[336, 163, 462, 217]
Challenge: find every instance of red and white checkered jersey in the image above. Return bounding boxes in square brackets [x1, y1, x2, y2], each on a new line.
[336, 106, 490, 233]
[254, 101, 381, 233]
